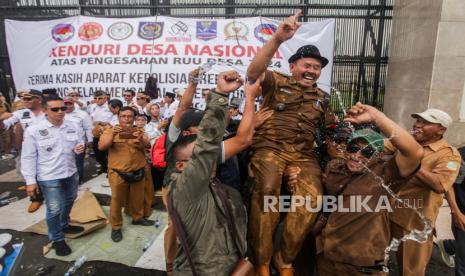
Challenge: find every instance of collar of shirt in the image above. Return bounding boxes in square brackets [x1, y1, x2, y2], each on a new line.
[45, 119, 68, 129]
[425, 138, 448, 152]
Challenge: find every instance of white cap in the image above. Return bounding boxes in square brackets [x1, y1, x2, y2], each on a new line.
[177, 89, 186, 97]
[411, 108, 452, 128]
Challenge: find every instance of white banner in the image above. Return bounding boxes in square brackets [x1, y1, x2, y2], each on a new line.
[6, 16, 334, 109]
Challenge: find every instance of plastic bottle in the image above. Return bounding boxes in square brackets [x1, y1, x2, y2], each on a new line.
[64, 255, 87, 276]
[0, 196, 19, 207]
[194, 60, 216, 82]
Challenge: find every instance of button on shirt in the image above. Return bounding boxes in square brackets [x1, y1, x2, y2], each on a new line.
[2, 109, 45, 130]
[21, 119, 84, 185]
[88, 103, 113, 125]
[65, 109, 93, 141]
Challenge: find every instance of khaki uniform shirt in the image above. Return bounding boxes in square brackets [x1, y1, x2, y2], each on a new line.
[320, 156, 406, 267]
[387, 139, 461, 230]
[101, 127, 147, 172]
[169, 92, 247, 276]
[252, 70, 335, 157]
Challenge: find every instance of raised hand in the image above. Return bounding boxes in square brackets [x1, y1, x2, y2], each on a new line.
[344, 102, 381, 125]
[273, 9, 302, 43]
[254, 107, 273, 129]
[216, 70, 244, 94]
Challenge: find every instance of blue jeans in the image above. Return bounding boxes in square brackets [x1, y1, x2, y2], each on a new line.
[38, 173, 79, 242]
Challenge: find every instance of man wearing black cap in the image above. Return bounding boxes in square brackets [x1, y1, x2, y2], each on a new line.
[0, 89, 46, 213]
[246, 10, 335, 276]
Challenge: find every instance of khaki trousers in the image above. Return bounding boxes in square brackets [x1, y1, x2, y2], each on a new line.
[249, 149, 322, 265]
[162, 186, 177, 274]
[108, 170, 144, 229]
[391, 222, 433, 276]
[317, 254, 387, 276]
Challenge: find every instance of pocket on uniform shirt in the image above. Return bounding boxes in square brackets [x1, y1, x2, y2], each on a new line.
[37, 139, 57, 153]
[66, 134, 79, 142]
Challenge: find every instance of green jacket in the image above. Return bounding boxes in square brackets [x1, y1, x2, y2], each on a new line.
[169, 92, 247, 276]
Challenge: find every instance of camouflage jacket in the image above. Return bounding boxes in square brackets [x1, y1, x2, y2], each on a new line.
[169, 92, 247, 276]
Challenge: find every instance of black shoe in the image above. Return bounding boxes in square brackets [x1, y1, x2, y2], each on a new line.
[63, 225, 85, 234]
[132, 218, 155, 226]
[111, 229, 122, 242]
[52, 240, 72, 256]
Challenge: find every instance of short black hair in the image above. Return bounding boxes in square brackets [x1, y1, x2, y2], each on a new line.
[109, 99, 123, 109]
[43, 94, 63, 107]
[125, 89, 136, 96]
[173, 134, 197, 161]
[118, 106, 137, 116]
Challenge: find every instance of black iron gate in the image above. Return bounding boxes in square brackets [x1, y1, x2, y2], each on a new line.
[0, 0, 392, 111]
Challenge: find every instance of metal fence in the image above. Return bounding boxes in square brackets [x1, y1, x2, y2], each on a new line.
[0, 0, 392, 111]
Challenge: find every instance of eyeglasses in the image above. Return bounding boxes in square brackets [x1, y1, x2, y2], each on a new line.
[22, 97, 33, 102]
[49, 106, 67, 112]
[330, 137, 347, 145]
[137, 97, 148, 101]
[123, 94, 132, 97]
[346, 143, 376, 159]
[94, 97, 105, 100]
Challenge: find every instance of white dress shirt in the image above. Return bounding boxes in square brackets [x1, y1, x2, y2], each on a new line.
[21, 119, 84, 185]
[88, 103, 113, 125]
[65, 109, 93, 141]
[145, 119, 162, 145]
[163, 100, 179, 119]
[110, 114, 119, 126]
[2, 109, 45, 130]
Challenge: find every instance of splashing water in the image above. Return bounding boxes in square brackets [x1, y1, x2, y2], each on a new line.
[353, 135, 433, 272]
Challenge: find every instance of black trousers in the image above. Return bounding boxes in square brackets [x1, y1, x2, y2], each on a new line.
[93, 137, 108, 173]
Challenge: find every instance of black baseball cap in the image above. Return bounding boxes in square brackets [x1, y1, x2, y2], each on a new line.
[179, 109, 205, 131]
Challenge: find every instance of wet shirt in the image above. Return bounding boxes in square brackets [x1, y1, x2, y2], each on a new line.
[88, 103, 113, 125]
[387, 139, 461, 229]
[101, 127, 147, 172]
[320, 156, 406, 267]
[65, 109, 93, 141]
[252, 70, 335, 157]
[2, 108, 45, 130]
[21, 119, 83, 185]
[169, 92, 247, 276]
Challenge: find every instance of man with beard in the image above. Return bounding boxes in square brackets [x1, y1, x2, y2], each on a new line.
[246, 10, 335, 275]
[389, 108, 461, 276]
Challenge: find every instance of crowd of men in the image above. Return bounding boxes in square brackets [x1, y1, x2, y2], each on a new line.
[1, 10, 465, 276]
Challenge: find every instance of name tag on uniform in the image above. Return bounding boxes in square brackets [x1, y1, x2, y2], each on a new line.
[447, 161, 458, 170]
[66, 129, 78, 141]
[280, 88, 294, 96]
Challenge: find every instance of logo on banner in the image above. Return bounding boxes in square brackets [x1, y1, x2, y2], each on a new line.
[166, 21, 191, 42]
[196, 21, 217, 41]
[78, 22, 103, 41]
[224, 22, 248, 41]
[107, 22, 133, 40]
[51, 24, 75, 42]
[138, 22, 164, 40]
[254, 23, 277, 43]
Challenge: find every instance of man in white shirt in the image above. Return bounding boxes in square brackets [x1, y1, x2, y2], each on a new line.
[108, 99, 123, 126]
[131, 91, 151, 115]
[0, 89, 46, 213]
[122, 89, 136, 107]
[67, 89, 87, 112]
[88, 91, 113, 174]
[162, 92, 179, 119]
[64, 97, 93, 184]
[22, 95, 85, 256]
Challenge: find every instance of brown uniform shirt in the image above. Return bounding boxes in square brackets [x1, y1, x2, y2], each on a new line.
[387, 139, 461, 230]
[252, 70, 335, 157]
[101, 127, 147, 172]
[320, 156, 406, 267]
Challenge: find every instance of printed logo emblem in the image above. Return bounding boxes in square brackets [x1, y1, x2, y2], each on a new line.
[51, 24, 75, 43]
[196, 21, 217, 41]
[39, 129, 49, 136]
[138, 22, 164, 40]
[166, 21, 191, 42]
[78, 22, 103, 41]
[22, 111, 31, 119]
[107, 22, 133, 40]
[254, 23, 277, 43]
[224, 22, 248, 41]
